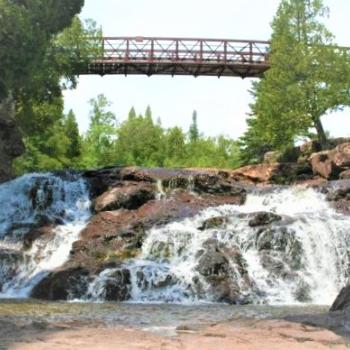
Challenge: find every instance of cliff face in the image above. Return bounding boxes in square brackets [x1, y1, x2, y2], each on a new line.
[0, 99, 25, 183]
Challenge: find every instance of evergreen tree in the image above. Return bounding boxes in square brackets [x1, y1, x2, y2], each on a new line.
[64, 110, 81, 159]
[189, 110, 199, 143]
[241, 0, 350, 158]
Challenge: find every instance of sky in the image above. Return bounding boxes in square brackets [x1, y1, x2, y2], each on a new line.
[63, 0, 350, 139]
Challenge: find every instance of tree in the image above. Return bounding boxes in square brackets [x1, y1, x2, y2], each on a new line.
[64, 110, 81, 160]
[115, 109, 165, 167]
[189, 110, 199, 143]
[164, 127, 187, 166]
[0, 0, 84, 101]
[81, 94, 117, 168]
[241, 0, 350, 156]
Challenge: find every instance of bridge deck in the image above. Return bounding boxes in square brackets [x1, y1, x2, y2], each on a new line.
[82, 37, 270, 78]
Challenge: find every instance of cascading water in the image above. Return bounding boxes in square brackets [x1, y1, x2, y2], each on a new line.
[0, 173, 91, 298]
[88, 186, 350, 305]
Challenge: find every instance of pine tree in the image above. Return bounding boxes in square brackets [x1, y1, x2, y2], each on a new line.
[189, 110, 199, 143]
[241, 0, 350, 155]
[64, 109, 81, 160]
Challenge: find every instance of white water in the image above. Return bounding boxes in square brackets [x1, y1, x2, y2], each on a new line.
[89, 186, 350, 305]
[1, 173, 349, 305]
[0, 173, 91, 298]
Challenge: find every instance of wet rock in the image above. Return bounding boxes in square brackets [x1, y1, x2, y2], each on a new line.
[193, 174, 246, 200]
[0, 249, 23, 290]
[326, 188, 350, 202]
[198, 217, 225, 231]
[248, 212, 282, 227]
[103, 268, 131, 301]
[23, 225, 55, 249]
[94, 182, 156, 212]
[196, 239, 252, 304]
[31, 267, 90, 300]
[330, 285, 350, 312]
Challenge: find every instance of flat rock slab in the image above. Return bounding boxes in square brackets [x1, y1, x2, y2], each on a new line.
[7, 320, 350, 350]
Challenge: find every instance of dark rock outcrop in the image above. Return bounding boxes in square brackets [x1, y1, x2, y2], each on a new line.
[31, 267, 90, 300]
[102, 268, 131, 301]
[330, 285, 350, 312]
[94, 182, 156, 212]
[198, 217, 226, 231]
[248, 212, 282, 227]
[196, 239, 253, 304]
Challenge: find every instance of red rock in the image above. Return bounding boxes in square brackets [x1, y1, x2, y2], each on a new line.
[333, 143, 350, 168]
[231, 164, 279, 184]
[340, 170, 350, 179]
[309, 151, 337, 179]
[309, 143, 350, 179]
[94, 182, 156, 212]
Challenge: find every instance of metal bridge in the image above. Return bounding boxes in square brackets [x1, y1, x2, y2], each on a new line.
[82, 36, 270, 78]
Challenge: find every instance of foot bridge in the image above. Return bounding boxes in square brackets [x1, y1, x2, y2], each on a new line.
[81, 36, 271, 79]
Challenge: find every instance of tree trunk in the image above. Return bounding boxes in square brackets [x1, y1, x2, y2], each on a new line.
[313, 117, 328, 150]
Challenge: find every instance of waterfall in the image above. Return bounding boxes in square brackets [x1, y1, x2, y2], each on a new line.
[1, 172, 349, 305]
[0, 173, 91, 298]
[89, 186, 350, 305]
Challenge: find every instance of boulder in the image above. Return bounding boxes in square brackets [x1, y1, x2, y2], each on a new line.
[94, 182, 156, 212]
[332, 143, 350, 168]
[231, 164, 279, 184]
[196, 239, 253, 304]
[31, 267, 90, 301]
[102, 268, 131, 301]
[198, 216, 225, 231]
[23, 225, 55, 249]
[330, 285, 350, 312]
[309, 151, 339, 180]
[309, 143, 350, 180]
[248, 212, 282, 227]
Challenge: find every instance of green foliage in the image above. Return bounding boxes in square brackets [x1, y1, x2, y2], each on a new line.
[240, 0, 350, 163]
[0, 0, 84, 100]
[80, 95, 117, 168]
[114, 107, 165, 167]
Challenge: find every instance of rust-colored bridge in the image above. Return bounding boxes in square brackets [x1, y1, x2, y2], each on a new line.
[82, 36, 270, 78]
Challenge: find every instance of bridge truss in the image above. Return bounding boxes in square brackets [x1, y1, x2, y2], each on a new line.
[82, 36, 271, 78]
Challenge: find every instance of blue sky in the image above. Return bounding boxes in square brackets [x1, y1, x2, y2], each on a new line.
[64, 0, 350, 139]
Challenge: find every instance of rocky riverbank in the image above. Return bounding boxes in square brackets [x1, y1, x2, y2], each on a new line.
[1, 141, 350, 349]
[27, 141, 350, 303]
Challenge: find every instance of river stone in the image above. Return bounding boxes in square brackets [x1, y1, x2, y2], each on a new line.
[31, 267, 90, 301]
[196, 239, 253, 304]
[249, 212, 282, 227]
[198, 216, 225, 231]
[103, 268, 131, 301]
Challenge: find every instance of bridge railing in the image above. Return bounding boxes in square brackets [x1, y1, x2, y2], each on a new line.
[96, 37, 270, 65]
